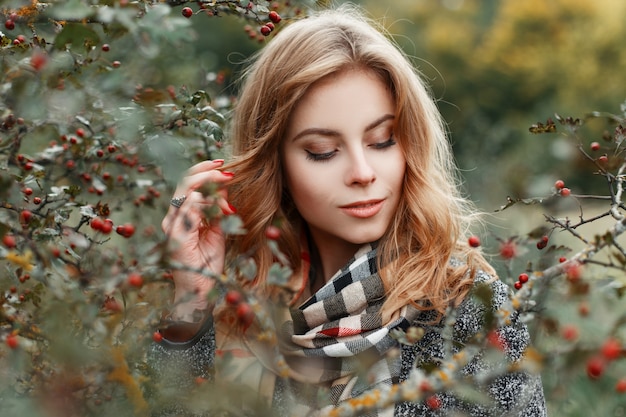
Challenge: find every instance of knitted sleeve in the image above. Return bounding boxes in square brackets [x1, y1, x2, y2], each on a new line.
[396, 272, 547, 416]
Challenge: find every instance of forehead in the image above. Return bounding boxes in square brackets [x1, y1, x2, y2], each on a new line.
[286, 69, 395, 133]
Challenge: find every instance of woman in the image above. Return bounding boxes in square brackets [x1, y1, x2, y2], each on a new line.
[152, 5, 546, 416]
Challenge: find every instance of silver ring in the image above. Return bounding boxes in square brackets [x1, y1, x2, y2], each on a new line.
[170, 195, 186, 208]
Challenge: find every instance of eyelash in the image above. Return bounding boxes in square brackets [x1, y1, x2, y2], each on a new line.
[305, 135, 397, 162]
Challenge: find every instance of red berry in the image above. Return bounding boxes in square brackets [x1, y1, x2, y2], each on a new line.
[20, 210, 33, 224]
[116, 223, 135, 238]
[225, 290, 243, 306]
[260, 25, 272, 36]
[5, 334, 18, 349]
[579, 301, 590, 317]
[265, 225, 281, 240]
[22, 187, 33, 195]
[554, 179, 565, 190]
[23, 161, 33, 170]
[561, 324, 579, 342]
[425, 394, 441, 410]
[33, 197, 41, 205]
[586, 356, 605, 379]
[616, 378, 626, 393]
[487, 330, 507, 351]
[5, 19, 15, 31]
[565, 262, 582, 283]
[499, 241, 517, 259]
[598, 155, 608, 164]
[514, 281, 523, 290]
[91, 217, 105, 231]
[102, 43, 110, 52]
[51, 247, 61, 258]
[601, 338, 622, 361]
[100, 220, 113, 234]
[30, 51, 48, 71]
[590, 142, 600, 151]
[518, 273, 529, 283]
[560, 187, 571, 197]
[152, 331, 163, 343]
[112, 60, 121, 68]
[468, 235, 480, 248]
[236, 302, 254, 327]
[66, 160, 75, 170]
[2, 234, 16, 248]
[266, 22, 275, 31]
[127, 272, 143, 288]
[103, 296, 122, 312]
[268, 11, 281, 23]
[182, 7, 193, 18]
[107, 144, 116, 153]
[558, 257, 567, 263]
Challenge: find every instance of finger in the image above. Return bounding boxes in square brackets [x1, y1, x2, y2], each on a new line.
[162, 192, 216, 234]
[215, 191, 237, 216]
[176, 169, 234, 197]
[186, 159, 225, 176]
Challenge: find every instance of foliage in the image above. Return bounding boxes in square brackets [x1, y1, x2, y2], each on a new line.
[0, 1, 309, 416]
[1, 1, 626, 417]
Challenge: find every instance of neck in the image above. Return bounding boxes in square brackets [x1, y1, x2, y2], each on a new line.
[307, 233, 360, 285]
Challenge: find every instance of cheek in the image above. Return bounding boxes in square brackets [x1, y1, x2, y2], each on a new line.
[285, 168, 326, 212]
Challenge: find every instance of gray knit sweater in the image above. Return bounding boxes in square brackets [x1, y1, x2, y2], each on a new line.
[147, 272, 547, 416]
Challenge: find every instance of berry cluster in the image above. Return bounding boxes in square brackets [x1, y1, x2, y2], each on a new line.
[586, 337, 623, 381]
[225, 290, 255, 328]
[513, 272, 529, 290]
[536, 235, 549, 250]
[4, 12, 17, 30]
[554, 179, 571, 197]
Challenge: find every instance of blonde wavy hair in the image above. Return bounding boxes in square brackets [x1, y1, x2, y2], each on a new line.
[223, 5, 496, 319]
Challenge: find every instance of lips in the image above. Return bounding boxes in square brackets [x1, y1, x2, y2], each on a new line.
[339, 199, 385, 218]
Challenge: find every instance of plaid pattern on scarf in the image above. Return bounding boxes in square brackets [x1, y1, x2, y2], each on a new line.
[215, 244, 418, 416]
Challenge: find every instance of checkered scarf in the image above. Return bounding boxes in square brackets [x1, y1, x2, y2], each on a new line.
[215, 244, 418, 416]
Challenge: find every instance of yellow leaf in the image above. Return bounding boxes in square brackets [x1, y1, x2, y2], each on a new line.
[6, 250, 34, 271]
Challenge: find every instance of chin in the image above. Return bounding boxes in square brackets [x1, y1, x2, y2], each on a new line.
[346, 231, 386, 246]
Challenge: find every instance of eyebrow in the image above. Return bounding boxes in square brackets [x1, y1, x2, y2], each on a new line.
[290, 114, 395, 142]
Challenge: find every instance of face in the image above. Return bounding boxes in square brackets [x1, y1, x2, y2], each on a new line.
[282, 69, 406, 259]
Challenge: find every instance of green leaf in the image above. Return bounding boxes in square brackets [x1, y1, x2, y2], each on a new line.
[48, 0, 94, 20]
[220, 215, 247, 236]
[267, 262, 292, 287]
[238, 258, 257, 281]
[54, 23, 101, 49]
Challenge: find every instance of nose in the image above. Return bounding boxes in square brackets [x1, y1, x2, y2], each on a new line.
[346, 148, 376, 186]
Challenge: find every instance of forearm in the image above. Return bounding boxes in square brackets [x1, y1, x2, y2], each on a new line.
[171, 273, 215, 322]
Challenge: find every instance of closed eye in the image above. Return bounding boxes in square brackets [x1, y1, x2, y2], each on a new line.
[305, 149, 336, 162]
[371, 135, 396, 150]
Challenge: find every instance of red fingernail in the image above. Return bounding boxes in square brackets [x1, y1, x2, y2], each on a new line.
[222, 171, 234, 178]
[228, 203, 237, 213]
[213, 159, 224, 164]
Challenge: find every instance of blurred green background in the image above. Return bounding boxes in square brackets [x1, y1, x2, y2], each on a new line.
[170, 0, 625, 214]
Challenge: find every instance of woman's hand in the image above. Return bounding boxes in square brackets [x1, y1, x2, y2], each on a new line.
[161, 159, 235, 321]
